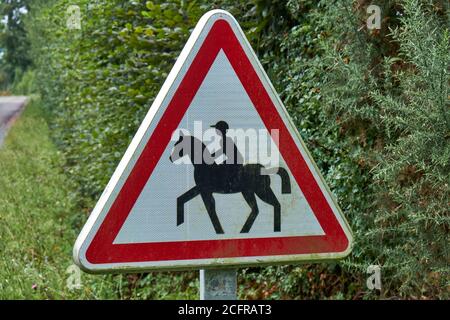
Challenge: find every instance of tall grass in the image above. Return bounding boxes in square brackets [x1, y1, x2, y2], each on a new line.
[0, 100, 200, 299]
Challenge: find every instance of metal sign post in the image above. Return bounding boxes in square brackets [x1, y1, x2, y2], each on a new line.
[200, 269, 237, 300]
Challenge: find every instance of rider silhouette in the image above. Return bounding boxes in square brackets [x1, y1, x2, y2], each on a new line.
[210, 121, 243, 166]
[171, 121, 291, 233]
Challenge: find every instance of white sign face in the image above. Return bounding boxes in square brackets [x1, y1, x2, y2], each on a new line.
[74, 10, 353, 273]
[114, 50, 325, 244]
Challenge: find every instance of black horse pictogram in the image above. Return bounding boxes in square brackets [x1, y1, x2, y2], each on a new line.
[169, 131, 291, 234]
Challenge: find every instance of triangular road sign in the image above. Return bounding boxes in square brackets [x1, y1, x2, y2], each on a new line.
[74, 10, 352, 272]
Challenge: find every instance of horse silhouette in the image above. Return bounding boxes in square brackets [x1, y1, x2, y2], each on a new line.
[169, 132, 291, 234]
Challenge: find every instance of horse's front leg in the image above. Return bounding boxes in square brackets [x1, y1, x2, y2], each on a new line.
[200, 192, 224, 234]
[177, 186, 200, 226]
[240, 191, 259, 233]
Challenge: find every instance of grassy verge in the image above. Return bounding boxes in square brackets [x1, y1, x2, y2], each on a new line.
[0, 100, 198, 299]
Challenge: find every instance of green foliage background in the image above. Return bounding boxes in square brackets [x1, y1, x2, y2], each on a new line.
[4, 0, 448, 299]
[0, 0, 32, 88]
[0, 99, 199, 299]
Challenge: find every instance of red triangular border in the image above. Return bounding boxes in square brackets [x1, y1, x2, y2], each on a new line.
[85, 19, 349, 264]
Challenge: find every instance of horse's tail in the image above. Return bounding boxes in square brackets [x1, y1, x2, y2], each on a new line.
[275, 167, 291, 194]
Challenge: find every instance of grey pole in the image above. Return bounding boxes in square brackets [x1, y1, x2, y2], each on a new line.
[200, 269, 237, 300]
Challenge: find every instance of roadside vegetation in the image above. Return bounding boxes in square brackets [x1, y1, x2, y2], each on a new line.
[0, 0, 448, 299]
[0, 100, 199, 299]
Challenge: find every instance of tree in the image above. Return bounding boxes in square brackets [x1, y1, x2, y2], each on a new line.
[0, 0, 32, 87]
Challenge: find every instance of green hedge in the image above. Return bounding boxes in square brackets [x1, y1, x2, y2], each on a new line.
[27, 0, 206, 201]
[22, 0, 449, 299]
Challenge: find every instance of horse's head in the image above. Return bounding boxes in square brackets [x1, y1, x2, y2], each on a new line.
[169, 132, 212, 165]
[169, 132, 190, 163]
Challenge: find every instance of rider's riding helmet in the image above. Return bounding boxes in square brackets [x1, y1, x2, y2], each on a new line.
[210, 121, 229, 135]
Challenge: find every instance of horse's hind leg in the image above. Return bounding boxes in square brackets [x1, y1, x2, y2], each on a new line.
[255, 187, 281, 232]
[177, 186, 200, 226]
[240, 191, 259, 233]
[200, 192, 224, 234]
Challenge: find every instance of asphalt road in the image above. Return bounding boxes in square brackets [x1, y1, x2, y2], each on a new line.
[0, 96, 28, 146]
